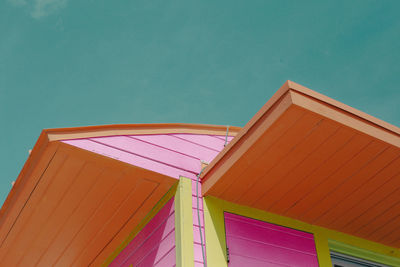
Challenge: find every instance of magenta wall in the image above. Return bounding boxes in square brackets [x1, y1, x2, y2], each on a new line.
[110, 198, 175, 267]
[224, 213, 319, 267]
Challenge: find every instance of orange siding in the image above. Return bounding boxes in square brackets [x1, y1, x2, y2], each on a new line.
[202, 81, 400, 248]
[0, 142, 177, 266]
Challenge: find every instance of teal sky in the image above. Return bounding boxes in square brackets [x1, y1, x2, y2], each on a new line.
[1, 0, 399, 205]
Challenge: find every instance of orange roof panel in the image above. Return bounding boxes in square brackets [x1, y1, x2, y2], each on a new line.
[202, 81, 400, 248]
[0, 128, 191, 266]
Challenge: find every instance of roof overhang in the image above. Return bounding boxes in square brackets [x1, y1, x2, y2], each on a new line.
[202, 81, 400, 248]
[45, 123, 241, 141]
[0, 123, 241, 266]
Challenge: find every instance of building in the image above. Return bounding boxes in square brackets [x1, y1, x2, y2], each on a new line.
[1, 81, 400, 266]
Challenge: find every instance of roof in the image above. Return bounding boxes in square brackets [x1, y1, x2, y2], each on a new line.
[0, 123, 240, 266]
[201, 80, 400, 248]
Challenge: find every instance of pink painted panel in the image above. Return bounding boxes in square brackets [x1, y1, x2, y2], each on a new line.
[224, 213, 318, 267]
[152, 247, 176, 267]
[193, 226, 206, 244]
[226, 213, 312, 239]
[192, 196, 203, 210]
[192, 180, 206, 266]
[62, 132, 232, 266]
[171, 134, 226, 151]
[194, 243, 206, 262]
[226, 217, 316, 253]
[110, 198, 175, 267]
[192, 209, 204, 227]
[229, 255, 288, 267]
[192, 179, 201, 194]
[132, 134, 220, 163]
[133, 230, 175, 266]
[62, 133, 233, 182]
[90, 136, 201, 173]
[213, 135, 235, 142]
[62, 139, 196, 180]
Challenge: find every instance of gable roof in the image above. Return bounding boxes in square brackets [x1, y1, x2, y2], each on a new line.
[0, 123, 240, 266]
[201, 80, 400, 248]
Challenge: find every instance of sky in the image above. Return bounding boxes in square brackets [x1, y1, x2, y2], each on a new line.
[1, 0, 400, 205]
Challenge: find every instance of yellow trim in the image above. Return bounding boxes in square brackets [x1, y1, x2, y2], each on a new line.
[314, 231, 333, 266]
[175, 177, 195, 267]
[203, 196, 400, 267]
[102, 182, 178, 266]
[329, 240, 400, 266]
[203, 195, 228, 267]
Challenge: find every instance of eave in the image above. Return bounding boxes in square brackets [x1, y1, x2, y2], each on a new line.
[0, 123, 240, 266]
[202, 81, 400, 248]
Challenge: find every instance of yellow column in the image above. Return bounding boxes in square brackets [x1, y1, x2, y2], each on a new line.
[203, 197, 228, 267]
[313, 229, 333, 267]
[175, 177, 195, 267]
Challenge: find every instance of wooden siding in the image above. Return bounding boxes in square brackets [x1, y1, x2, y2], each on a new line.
[193, 181, 206, 267]
[63, 134, 231, 180]
[0, 142, 177, 266]
[202, 81, 400, 248]
[110, 198, 176, 267]
[224, 213, 319, 267]
[62, 133, 233, 265]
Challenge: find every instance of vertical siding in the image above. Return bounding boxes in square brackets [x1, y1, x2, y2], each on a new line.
[224, 213, 319, 267]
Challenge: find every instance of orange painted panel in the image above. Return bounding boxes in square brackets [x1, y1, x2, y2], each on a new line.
[203, 93, 300, 196]
[313, 147, 400, 226]
[0, 141, 177, 266]
[283, 133, 371, 219]
[365, 202, 400, 243]
[16, 162, 103, 266]
[254, 119, 339, 211]
[237, 112, 323, 207]
[214, 106, 306, 201]
[91, 182, 172, 267]
[37, 167, 122, 267]
[0, 140, 58, 247]
[351, 185, 400, 238]
[70, 179, 158, 266]
[382, 217, 400, 246]
[336, 171, 400, 233]
[298, 140, 388, 222]
[328, 156, 400, 230]
[268, 126, 355, 213]
[202, 81, 400, 248]
[0, 150, 69, 262]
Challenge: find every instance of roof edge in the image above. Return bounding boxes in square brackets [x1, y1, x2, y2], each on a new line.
[44, 123, 241, 141]
[201, 80, 400, 189]
[1, 123, 240, 227]
[287, 80, 400, 136]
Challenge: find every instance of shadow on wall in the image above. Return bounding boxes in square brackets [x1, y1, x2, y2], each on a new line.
[110, 198, 176, 267]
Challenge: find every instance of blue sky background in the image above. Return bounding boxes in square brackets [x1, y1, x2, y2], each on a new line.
[1, 0, 399, 205]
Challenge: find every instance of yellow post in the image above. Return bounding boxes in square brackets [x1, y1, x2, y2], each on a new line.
[313, 230, 333, 267]
[203, 196, 228, 267]
[175, 177, 195, 267]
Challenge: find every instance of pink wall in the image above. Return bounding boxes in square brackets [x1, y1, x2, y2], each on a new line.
[63, 134, 232, 180]
[192, 181, 206, 267]
[63, 133, 234, 266]
[224, 213, 319, 267]
[110, 198, 175, 267]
